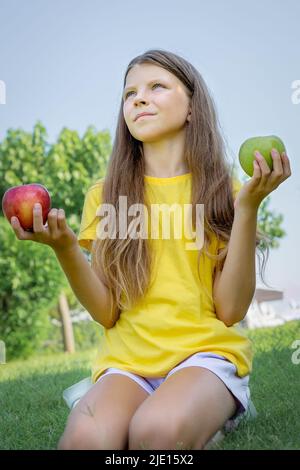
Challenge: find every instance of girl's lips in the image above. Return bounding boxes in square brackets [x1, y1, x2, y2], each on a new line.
[135, 113, 155, 121]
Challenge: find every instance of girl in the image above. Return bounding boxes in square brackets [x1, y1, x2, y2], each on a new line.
[10, 49, 291, 450]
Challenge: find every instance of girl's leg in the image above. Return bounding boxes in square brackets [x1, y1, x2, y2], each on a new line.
[128, 366, 236, 450]
[57, 373, 150, 450]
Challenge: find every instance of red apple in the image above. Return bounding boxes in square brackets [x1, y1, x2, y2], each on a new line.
[2, 183, 52, 231]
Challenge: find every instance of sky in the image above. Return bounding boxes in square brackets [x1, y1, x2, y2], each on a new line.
[0, 0, 299, 300]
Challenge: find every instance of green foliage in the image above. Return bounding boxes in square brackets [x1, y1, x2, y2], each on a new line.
[257, 197, 286, 250]
[41, 288, 104, 355]
[38, 320, 104, 355]
[0, 121, 111, 359]
[0, 217, 67, 359]
[73, 321, 104, 351]
[0, 121, 111, 232]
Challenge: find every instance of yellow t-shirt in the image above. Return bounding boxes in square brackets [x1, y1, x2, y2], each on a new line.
[78, 173, 252, 382]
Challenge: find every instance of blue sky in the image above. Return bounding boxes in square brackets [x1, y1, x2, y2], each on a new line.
[0, 0, 299, 299]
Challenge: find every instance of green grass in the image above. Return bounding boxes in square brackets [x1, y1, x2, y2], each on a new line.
[1, 321, 300, 450]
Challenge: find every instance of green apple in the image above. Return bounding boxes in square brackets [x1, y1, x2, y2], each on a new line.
[238, 135, 286, 177]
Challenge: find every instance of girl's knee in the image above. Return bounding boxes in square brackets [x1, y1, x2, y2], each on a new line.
[57, 423, 93, 450]
[57, 433, 70, 450]
[57, 426, 79, 450]
[57, 419, 127, 450]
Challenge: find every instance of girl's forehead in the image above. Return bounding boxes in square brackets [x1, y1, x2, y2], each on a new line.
[124, 63, 191, 98]
[125, 64, 175, 84]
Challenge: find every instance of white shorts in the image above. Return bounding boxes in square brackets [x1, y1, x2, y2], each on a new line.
[96, 352, 253, 432]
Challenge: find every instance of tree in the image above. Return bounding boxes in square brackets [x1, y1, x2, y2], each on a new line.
[257, 197, 286, 250]
[0, 121, 110, 359]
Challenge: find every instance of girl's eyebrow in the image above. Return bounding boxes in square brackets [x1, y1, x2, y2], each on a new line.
[123, 79, 167, 95]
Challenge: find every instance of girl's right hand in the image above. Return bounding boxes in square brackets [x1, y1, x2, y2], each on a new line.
[10, 203, 78, 254]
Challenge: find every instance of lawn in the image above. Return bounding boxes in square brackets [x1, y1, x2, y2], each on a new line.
[0, 320, 300, 450]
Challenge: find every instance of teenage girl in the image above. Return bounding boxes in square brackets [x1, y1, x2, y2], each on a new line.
[10, 49, 291, 450]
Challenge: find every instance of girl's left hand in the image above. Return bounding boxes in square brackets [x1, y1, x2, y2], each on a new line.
[234, 148, 292, 212]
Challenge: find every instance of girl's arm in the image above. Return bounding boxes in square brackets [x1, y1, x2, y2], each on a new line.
[10, 205, 116, 329]
[213, 206, 257, 327]
[54, 244, 117, 329]
[213, 147, 291, 327]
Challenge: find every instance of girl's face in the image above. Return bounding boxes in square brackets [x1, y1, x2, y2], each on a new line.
[123, 63, 191, 143]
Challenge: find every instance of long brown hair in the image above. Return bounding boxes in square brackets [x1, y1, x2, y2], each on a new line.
[91, 48, 270, 320]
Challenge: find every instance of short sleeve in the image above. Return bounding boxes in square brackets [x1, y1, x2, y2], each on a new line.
[77, 179, 104, 252]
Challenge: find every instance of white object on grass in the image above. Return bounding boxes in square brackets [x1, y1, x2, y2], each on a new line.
[63, 377, 93, 409]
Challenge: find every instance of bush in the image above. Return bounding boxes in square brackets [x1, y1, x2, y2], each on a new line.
[0, 217, 68, 360]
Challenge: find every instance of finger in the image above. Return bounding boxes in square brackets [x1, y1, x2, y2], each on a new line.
[270, 148, 283, 176]
[57, 208, 67, 230]
[254, 151, 271, 183]
[10, 216, 35, 241]
[281, 152, 292, 178]
[248, 157, 261, 188]
[252, 155, 261, 178]
[33, 203, 44, 233]
[269, 148, 284, 186]
[47, 208, 59, 234]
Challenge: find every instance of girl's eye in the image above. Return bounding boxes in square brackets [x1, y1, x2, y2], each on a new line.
[124, 83, 163, 99]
